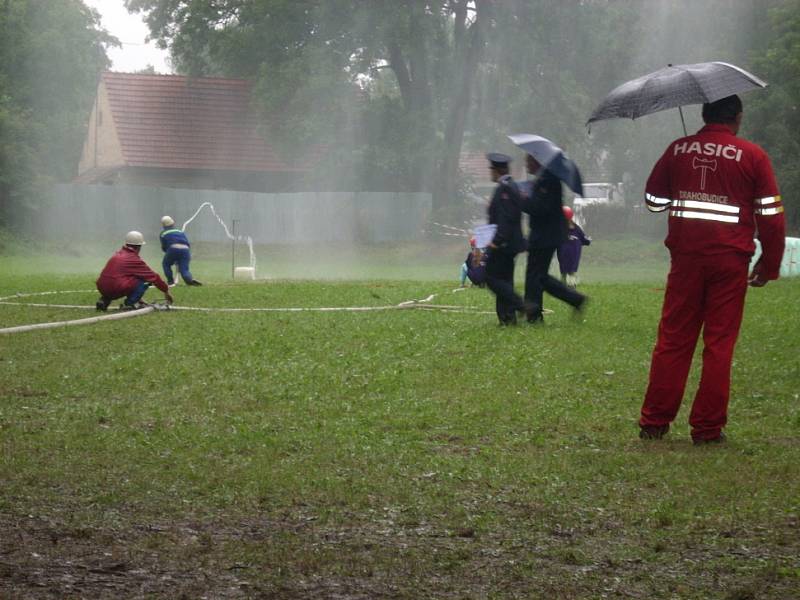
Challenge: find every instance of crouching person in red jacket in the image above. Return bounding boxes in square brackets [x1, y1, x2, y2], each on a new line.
[96, 231, 174, 311]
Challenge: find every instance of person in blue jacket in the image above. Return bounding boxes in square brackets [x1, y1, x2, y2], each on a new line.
[159, 216, 202, 286]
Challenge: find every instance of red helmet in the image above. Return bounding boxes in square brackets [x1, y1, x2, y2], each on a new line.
[562, 206, 575, 220]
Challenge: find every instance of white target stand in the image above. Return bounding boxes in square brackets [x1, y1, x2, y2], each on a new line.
[234, 266, 256, 280]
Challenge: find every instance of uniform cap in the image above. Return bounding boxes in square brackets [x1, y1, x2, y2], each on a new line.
[486, 152, 512, 169]
[562, 206, 574, 220]
[161, 215, 175, 227]
[125, 230, 146, 246]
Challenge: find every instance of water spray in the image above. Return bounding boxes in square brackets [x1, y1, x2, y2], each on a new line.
[182, 202, 257, 279]
[431, 222, 469, 234]
[231, 219, 239, 279]
[427, 221, 471, 239]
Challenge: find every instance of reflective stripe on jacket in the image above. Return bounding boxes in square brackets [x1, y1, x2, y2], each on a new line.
[160, 228, 191, 252]
[645, 123, 785, 279]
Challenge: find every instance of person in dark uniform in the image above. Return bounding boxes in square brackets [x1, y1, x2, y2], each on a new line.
[521, 154, 587, 323]
[485, 153, 528, 325]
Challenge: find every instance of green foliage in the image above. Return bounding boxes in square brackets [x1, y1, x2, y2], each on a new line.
[0, 1, 786, 227]
[0, 0, 115, 225]
[127, 0, 493, 202]
[747, 0, 800, 234]
[125, 0, 800, 217]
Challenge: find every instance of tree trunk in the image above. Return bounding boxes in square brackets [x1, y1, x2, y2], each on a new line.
[434, 0, 487, 211]
[406, 3, 432, 115]
[387, 40, 412, 110]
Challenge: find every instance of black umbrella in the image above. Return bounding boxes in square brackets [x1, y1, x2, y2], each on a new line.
[587, 61, 767, 134]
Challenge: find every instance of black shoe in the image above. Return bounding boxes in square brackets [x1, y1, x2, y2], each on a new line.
[573, 296, 589, 319]
[95, 297, 110, 312]
[188, 279, 202, 286]
[693, 431, 726, 446]
[521, 301, 542, 323]
[639, 424, 670, 440]
[120, 301, 150, 311]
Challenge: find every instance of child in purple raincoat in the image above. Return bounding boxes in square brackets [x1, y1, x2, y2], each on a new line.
[557, 206, 591, 288]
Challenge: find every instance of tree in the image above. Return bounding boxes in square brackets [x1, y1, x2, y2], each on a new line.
[127, 0, 799, 227]
[0, 0, 115, 227]
[746, 0, 800, 233]
[126, 0, 491, 208]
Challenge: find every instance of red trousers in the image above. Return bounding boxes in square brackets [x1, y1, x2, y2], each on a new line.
[640, 252, 750, 440]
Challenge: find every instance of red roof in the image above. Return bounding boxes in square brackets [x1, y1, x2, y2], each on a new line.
[459, 151, 525, 184]
[459, 151, 490, 182]
[102, 72, 320, 172]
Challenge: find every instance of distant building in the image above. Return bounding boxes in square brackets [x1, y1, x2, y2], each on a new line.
[76, 72, 323, 192]
[459, 151, 493, 193]
[459, 150, 526, 197]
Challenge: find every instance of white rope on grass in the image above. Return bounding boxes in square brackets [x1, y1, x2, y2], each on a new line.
[0, 306, 155, 335]
[1, 301, 488, 313]
[0, 299, 471, 313]
[0, 288, 502, 332]
[0, 290, 446, 313]
[0, 289, 95, 302]
[0, 289, 440, 305]
[398, 293, 437, 306]
[169, 304, 406, 313]
[0, 302, 97, 309]
[166, 302, 476, 313]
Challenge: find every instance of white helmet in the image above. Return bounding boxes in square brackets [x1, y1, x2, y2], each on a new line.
[161, 215, 175, 227]
[125, 230, 146, 246]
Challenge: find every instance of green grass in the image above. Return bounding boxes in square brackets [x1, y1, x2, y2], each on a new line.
[0, 233, 670, 282]
[1, 241, 798, 598]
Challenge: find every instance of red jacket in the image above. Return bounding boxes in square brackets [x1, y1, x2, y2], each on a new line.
[96, 246, 169, 298]
[645, 123, 785, 279]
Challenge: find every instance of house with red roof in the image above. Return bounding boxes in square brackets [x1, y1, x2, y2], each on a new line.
[76, 72, 323, 192]
[78, 72, 526, 200]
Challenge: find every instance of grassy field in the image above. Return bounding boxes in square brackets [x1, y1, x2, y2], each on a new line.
[1, 239, 798, 599]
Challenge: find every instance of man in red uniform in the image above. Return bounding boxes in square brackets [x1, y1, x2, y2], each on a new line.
[96, 231, 173, 311]
[639, 94, 785, 444]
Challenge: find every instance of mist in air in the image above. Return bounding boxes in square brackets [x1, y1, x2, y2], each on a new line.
[1, 0, 789, 282]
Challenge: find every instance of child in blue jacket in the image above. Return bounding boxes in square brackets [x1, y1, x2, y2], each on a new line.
[160, 215, 202, 286]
